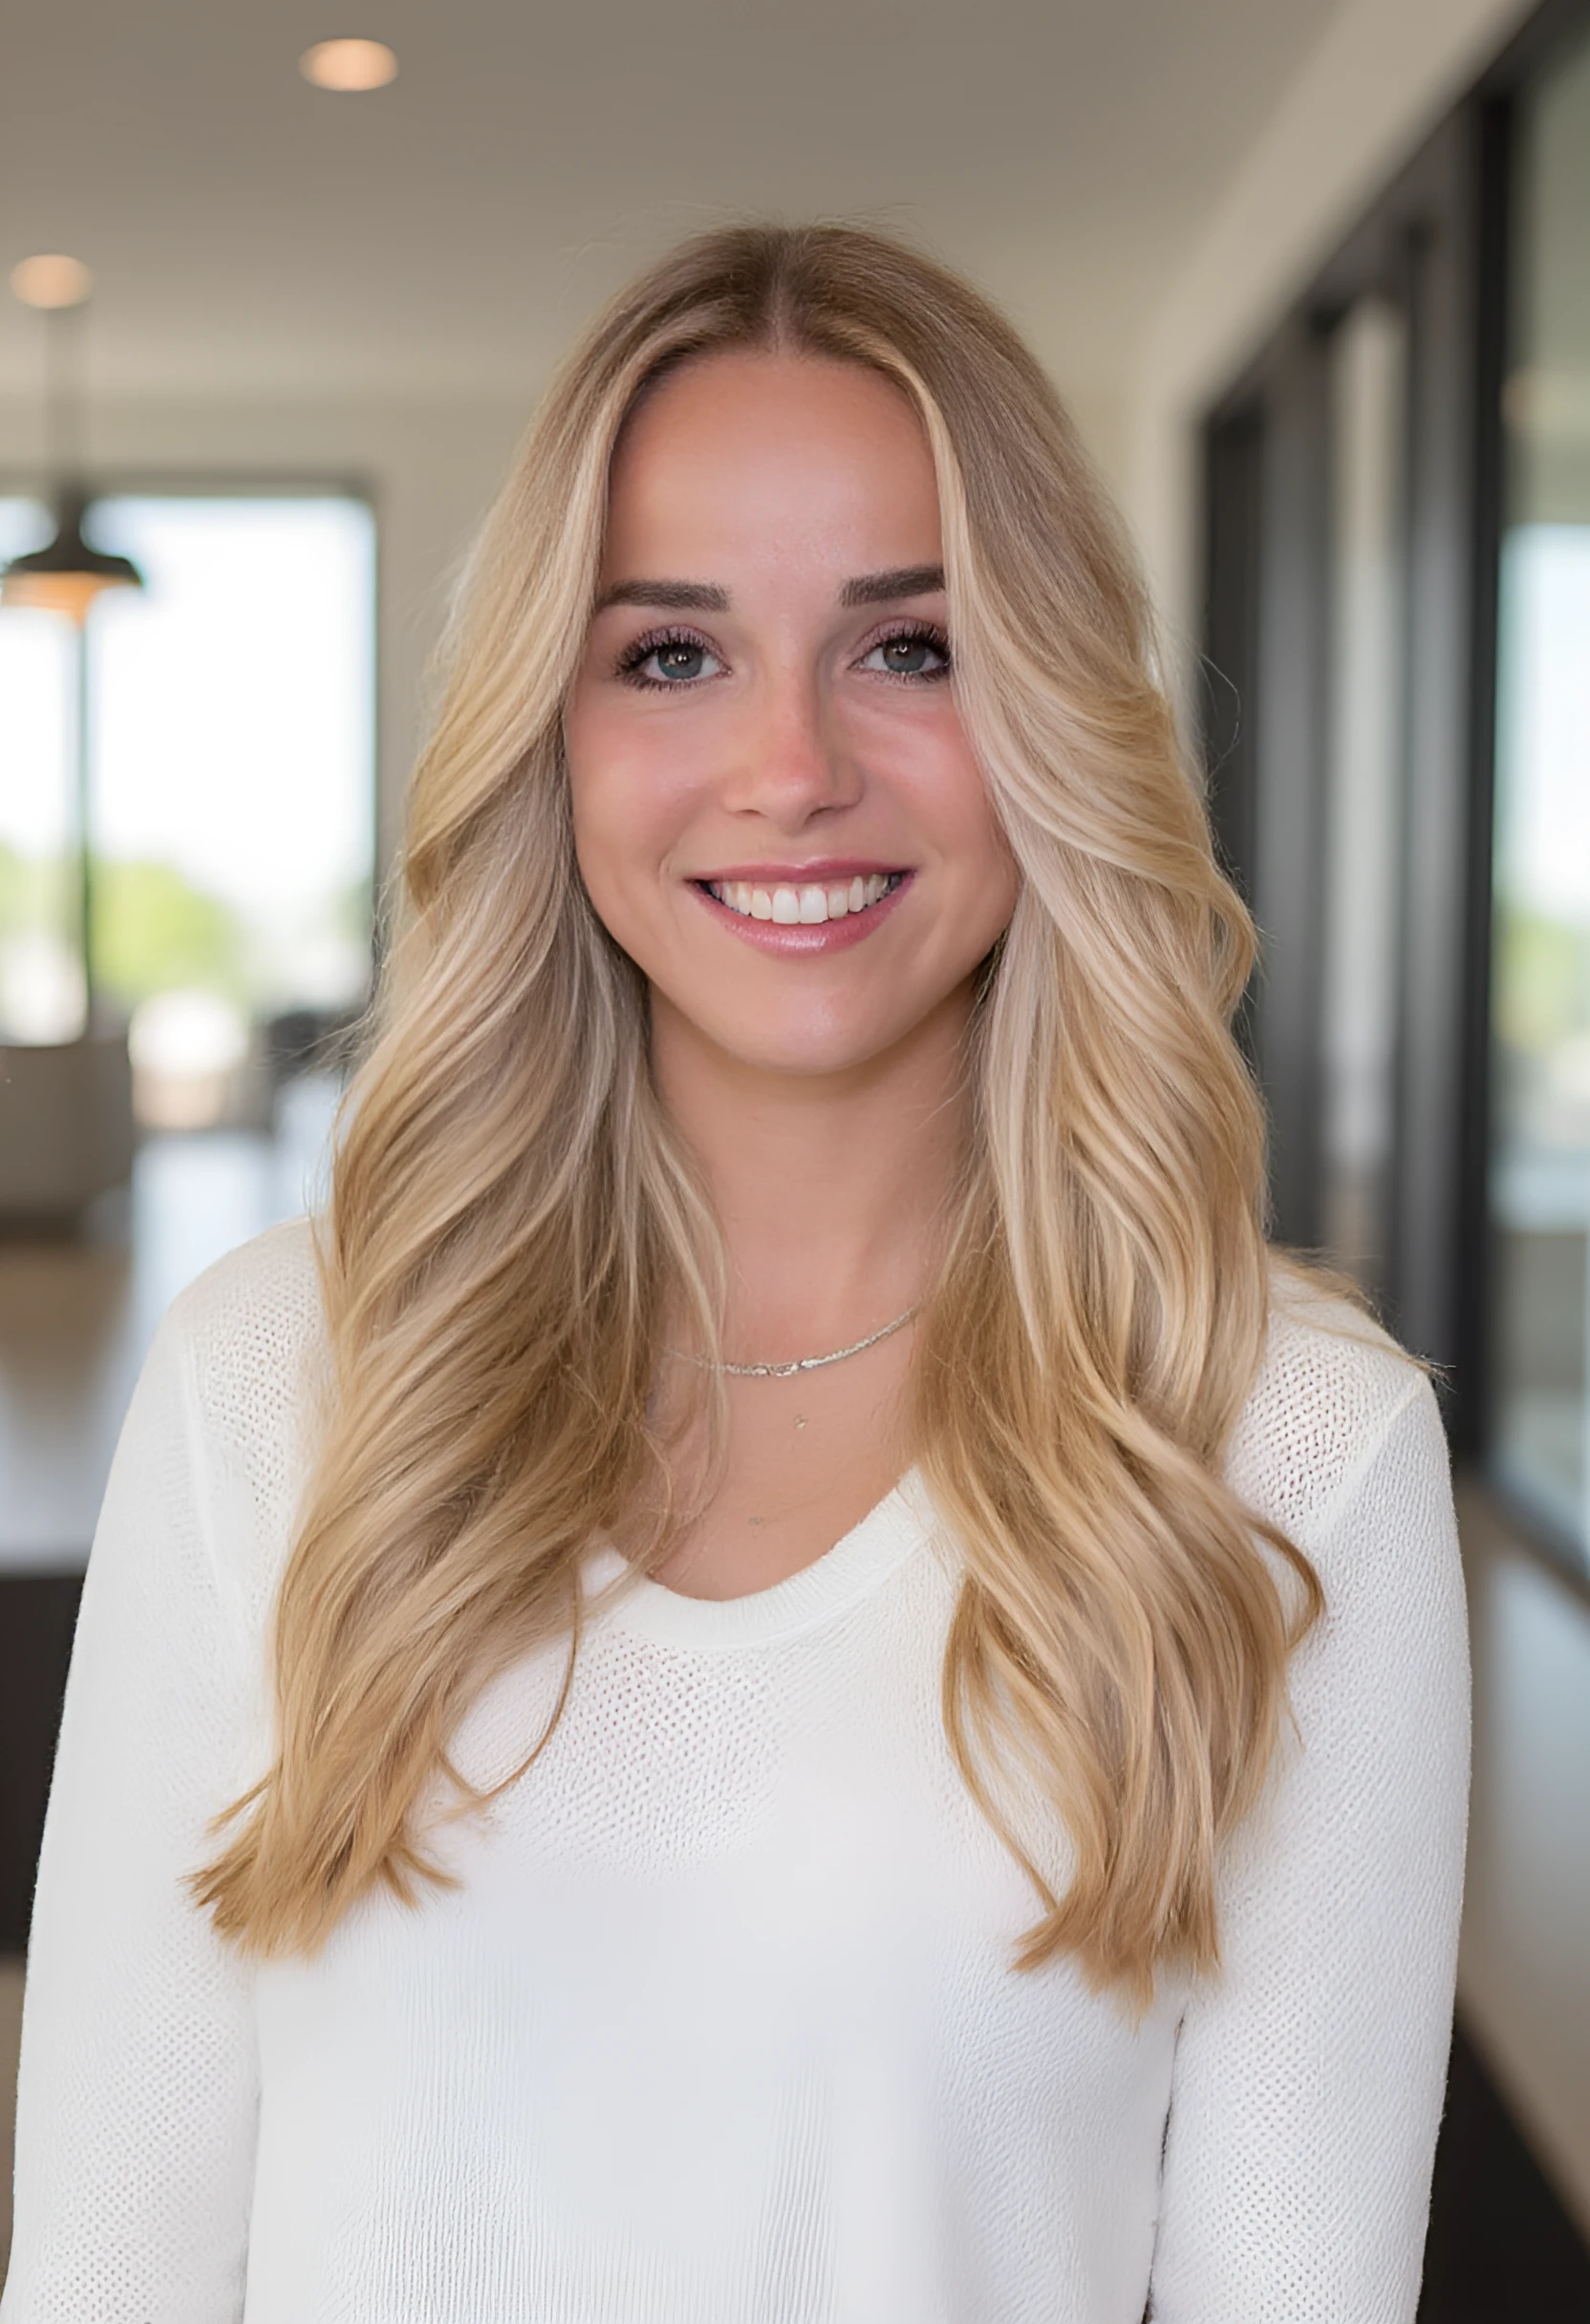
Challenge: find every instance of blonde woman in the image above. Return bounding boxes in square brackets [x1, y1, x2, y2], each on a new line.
[5, 226, 1468, 2324]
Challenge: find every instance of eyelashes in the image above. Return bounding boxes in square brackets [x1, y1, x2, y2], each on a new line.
[857, 620, 953, 682]
[614, 626, 720, 689]
[612, 618, 953, 690]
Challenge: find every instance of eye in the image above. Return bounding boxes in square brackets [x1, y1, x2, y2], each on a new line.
[617, 629, 723, 688]
[858, 624, 952, 681]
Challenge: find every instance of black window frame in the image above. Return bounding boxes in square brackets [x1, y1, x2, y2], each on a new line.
[1197, 0, 1590, 1601]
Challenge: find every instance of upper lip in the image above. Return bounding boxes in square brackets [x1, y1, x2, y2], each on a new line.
[690, 860, 909, 883]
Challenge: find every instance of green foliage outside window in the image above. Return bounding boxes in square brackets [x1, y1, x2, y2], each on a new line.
[93, 859, 247, 1006]
[0, 839, 249, 1011]
[1493, 905, 1590, 1059]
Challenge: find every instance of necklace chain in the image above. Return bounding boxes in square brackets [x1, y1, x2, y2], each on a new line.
[665, 1303, 919, 1380]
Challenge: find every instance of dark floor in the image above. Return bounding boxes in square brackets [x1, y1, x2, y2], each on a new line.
[1420, 2022, 1590, 2321]
[0, 1575, 81, 1950]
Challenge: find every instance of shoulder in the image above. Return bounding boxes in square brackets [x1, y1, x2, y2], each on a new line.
[160, 1212, 328, 1409]
[1225, 1259, 1443, 1558]
[152, 1217, 330, 1625]
[1228, 1263, 1467, 1798]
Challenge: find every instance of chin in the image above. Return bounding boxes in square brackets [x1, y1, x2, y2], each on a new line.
[691, 997, 948, 1080]
[728, 1039, 894, 1080]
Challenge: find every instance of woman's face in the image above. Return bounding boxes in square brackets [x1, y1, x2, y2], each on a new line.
[566, 348, 1019, 1080]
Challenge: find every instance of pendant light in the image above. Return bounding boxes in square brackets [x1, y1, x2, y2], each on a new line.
[2, 257, 143, 623]
[2, 484, 142, 621]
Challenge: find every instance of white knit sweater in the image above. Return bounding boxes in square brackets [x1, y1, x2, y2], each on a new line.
[3, 1220, 1469, 2324]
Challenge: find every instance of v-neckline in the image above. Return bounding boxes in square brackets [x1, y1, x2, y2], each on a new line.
[584, 1469, 935, 1649]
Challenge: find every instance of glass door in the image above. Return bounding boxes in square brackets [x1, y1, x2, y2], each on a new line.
[1488, 20, 1590, 1566]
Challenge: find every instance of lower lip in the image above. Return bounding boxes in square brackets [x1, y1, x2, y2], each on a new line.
[690, 875, 913, 954]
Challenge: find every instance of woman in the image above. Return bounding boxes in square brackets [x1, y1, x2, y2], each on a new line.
[4, 226, 1468, 2323]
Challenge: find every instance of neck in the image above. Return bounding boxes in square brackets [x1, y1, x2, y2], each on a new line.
[650, 985, 974, 1359]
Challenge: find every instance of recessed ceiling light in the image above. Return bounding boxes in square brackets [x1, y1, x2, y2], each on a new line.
[11, 253, 94, 309]
[300, 37, 398, 92]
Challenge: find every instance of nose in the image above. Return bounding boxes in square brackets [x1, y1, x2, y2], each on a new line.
[718, 660, 862, 830]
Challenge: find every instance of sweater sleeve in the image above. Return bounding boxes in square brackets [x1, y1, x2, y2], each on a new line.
[1, 1302, 260, 2323]
[1148, 1373, 1471, 2323]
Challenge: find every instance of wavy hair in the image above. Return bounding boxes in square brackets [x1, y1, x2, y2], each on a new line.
[194, 223, 1321, 2007]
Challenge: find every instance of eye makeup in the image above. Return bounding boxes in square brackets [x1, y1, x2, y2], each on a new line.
[612, 618, 952, 692]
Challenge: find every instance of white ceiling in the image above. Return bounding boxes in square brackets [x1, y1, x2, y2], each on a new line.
[0, 0, 1341, 406]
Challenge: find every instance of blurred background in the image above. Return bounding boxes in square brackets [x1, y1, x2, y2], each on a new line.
[1, 1, 1587, 2312]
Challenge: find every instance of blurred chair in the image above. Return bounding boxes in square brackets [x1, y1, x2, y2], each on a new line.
[0, 1033, 133, 1226]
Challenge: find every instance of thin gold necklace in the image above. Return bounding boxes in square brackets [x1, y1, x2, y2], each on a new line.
[665, 1303, 919, 1380]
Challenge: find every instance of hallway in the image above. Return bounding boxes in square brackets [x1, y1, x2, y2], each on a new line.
[4, 0, 1589, 2308]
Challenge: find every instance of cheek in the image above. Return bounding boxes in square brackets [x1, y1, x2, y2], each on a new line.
[897, 718, 1018, 920]
[942, 769, 1014, 885]
[566, 697, 689, 910]
[956, 833, 1021, 970]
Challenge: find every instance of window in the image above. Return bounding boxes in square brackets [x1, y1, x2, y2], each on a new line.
[1320, 297, 1408, 1299]
[1488, 21, 1590, 1565]
[0, 491, 375, 1123]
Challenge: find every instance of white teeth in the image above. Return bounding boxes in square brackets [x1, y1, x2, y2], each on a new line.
[706, 874, 900, 921]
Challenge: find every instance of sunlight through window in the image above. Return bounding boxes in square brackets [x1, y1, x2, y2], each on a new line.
[0, 492, 375, 1124]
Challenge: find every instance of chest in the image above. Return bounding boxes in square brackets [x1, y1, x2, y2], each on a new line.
[646, 1335, 914, 1597]
[257, 1566, 1180, 2149]
[247, 1565, 1180, 2321]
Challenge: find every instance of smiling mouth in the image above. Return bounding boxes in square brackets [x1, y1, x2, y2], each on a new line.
[698, 872, 907, 925]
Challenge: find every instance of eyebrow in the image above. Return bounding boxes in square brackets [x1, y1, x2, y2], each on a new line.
[839, 564, 945, 607]
[594, 578, 730, 613]
[591, 563, 946, 616]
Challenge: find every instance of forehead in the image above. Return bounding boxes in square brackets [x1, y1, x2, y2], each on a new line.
[601, 349, 941, 573]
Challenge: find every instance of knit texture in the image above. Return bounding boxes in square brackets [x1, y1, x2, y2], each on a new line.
[2, 1220, 1470, 2323]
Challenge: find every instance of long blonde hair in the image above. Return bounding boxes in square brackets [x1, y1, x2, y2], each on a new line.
[194, 223, 1320, 2007]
